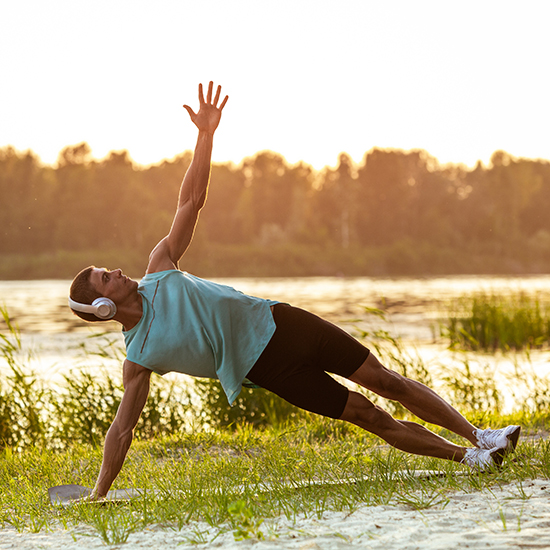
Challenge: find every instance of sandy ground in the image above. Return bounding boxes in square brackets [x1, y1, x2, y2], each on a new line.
[2, 478, 550, 549]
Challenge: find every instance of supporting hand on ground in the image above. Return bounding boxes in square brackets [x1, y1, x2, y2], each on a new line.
[73, 492, 106, 505]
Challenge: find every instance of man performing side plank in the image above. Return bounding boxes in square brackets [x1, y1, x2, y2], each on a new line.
[69, 82, 520, 499]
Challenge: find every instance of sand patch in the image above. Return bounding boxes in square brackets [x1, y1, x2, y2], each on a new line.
[2, 478, 550, 549]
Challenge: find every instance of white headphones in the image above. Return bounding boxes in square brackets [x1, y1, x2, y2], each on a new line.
[68, 296, 117, 320]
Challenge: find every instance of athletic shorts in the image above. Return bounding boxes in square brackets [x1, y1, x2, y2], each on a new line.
[245, 303, 370, 419]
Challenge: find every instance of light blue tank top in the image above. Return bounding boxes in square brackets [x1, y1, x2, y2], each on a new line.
[123, 270, 278, 404]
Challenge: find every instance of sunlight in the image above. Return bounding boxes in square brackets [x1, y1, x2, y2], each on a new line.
[0, 1, 548, 170]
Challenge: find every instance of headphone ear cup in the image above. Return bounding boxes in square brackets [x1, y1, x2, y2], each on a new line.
[92, 297, 117, 320]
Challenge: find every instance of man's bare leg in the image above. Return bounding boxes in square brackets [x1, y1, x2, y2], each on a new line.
[348, 353, 478, 446]
[340, 391, 467, 461]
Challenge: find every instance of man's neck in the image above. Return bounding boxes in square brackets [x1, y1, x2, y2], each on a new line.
[115, 293, 143, 331]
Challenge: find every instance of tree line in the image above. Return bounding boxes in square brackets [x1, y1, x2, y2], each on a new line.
[1, 143, 550, 277]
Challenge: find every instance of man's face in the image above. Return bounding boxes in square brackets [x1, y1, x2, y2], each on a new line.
[89, 268, 138, 303]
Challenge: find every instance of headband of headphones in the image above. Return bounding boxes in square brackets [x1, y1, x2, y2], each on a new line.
[68, 296, 117, 320]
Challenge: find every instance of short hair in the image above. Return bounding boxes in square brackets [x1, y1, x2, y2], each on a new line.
[69, 265, 104, 323]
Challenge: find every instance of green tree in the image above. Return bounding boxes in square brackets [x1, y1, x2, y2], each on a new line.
[0, 147, 54, 253]
[311, 153, 358, 248]
[53, 142, 98, 250]
[239, 151, 300, 244]
[355, 149, 429, 246]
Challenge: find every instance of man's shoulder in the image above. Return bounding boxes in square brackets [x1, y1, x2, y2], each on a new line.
[141, 268, 182, 284]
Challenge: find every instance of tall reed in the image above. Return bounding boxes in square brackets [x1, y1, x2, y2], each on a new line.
[443, 293, 550, 351]
[0, 308, 47, 449]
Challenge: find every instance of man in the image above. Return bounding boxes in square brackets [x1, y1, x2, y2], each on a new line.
[69, 82, 520, 499]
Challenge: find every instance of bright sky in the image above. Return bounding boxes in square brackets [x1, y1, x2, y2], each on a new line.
[1, 0, 548, 170]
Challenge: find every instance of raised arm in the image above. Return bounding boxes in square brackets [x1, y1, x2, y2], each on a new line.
[147, 81, 229, 274]
[91, 360, 151, 498]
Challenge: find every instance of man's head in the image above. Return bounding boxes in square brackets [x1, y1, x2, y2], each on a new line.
[69, 266, 137, 322]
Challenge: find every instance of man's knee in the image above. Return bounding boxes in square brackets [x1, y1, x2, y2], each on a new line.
[376, 369, 410, 399]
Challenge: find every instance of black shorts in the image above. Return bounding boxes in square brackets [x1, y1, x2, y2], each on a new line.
[246, 303, 370, 419]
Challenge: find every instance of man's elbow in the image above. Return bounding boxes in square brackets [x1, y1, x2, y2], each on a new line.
[196, 189, 207, 210]
[121, 430, 134, 452]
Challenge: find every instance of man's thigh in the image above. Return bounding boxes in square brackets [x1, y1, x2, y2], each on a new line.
[250, 364, 352, 420]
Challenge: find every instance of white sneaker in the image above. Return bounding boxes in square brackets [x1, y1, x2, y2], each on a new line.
[474, 425, 521, 453]
[462, 447, 504, 471]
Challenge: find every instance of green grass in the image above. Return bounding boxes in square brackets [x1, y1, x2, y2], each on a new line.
[443, 293, 550, 352]
[0, 419, 549, 543]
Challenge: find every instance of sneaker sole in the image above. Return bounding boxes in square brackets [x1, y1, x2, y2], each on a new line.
[505, 426, 521, 453]
[490, 447, 505, 468]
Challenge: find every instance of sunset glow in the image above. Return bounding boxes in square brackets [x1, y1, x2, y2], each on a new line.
[1, 0, 548, 169]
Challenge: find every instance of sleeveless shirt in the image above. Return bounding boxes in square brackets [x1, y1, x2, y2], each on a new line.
[123, 270, 278, 404]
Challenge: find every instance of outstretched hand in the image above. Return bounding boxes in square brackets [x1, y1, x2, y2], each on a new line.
[183, 81, 228, 135]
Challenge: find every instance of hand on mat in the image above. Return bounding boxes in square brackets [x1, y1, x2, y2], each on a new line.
[74, 491, 105, 504]
[183, 81, 228, 135]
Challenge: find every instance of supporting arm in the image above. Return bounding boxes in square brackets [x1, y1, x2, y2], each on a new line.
[91, 360, 151, 498]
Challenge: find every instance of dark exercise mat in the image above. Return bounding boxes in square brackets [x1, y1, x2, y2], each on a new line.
[48, 484, 144, 506]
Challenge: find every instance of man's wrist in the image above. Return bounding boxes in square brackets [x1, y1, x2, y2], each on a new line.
[198, 129, 215, 138]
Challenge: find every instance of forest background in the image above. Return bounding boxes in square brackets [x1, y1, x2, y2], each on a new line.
[2, 143, 550, 280]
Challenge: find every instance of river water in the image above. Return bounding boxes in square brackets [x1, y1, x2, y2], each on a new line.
[1, 275, 550, 410]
